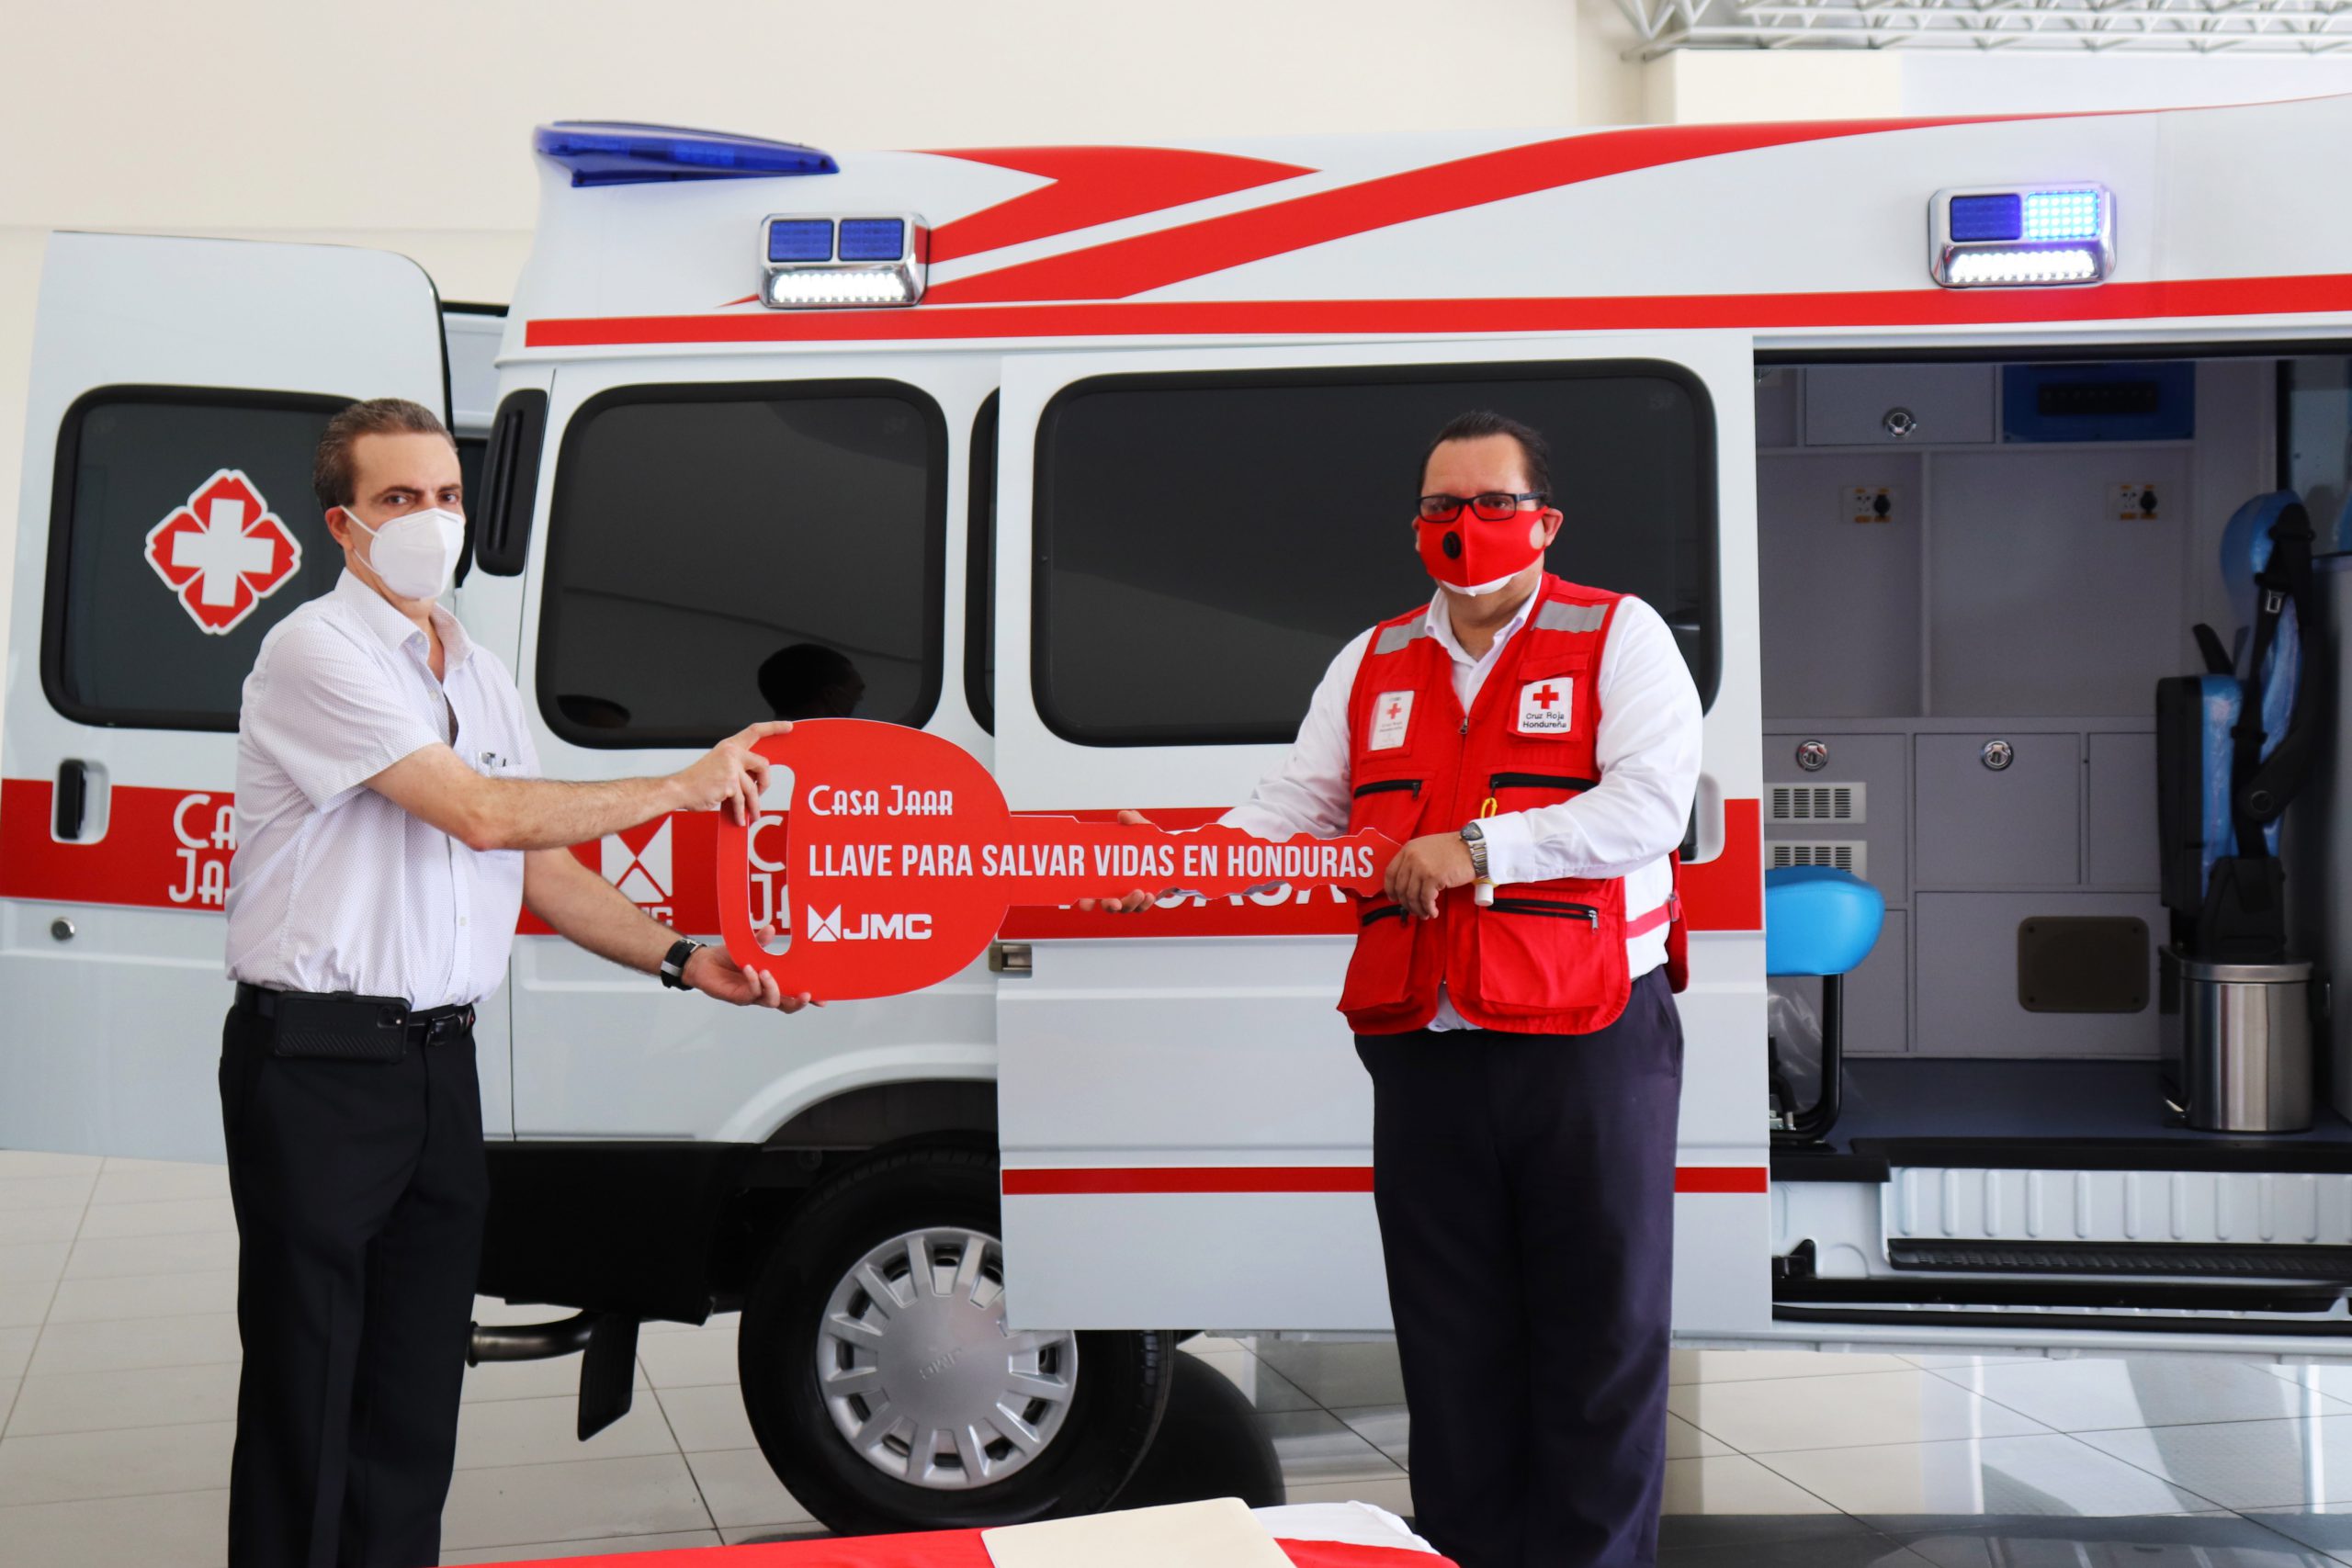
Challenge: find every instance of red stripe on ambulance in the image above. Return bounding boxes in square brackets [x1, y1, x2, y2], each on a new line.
[0, 779, 1765, 935]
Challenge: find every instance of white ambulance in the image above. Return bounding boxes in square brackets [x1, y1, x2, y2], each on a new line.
[9, 99, 2352, 1533]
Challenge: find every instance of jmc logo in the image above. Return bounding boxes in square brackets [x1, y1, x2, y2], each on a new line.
[804, 906, 933, 942]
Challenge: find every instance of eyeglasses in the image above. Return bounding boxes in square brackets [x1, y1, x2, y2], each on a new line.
[1418, 491, 1548, 523]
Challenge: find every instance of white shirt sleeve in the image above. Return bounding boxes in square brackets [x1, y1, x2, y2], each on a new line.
[243, 621, 443, 812]
[1476, 596, 1702, 886]
[1218, 627, 1373, 841]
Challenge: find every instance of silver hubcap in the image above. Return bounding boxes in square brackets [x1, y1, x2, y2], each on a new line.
[816, 1226, 1079, 1490]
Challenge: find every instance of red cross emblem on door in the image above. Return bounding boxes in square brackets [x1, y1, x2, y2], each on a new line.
[144, 469, 303, 635]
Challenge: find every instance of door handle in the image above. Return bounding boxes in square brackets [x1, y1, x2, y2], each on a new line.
[55, 760, 88, 841]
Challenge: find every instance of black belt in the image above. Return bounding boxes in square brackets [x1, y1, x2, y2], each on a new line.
[233, 983, 476, 1044]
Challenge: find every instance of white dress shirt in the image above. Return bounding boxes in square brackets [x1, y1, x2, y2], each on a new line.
[1224, 587, 1702, 1029]
[225, 570, 540, 1010]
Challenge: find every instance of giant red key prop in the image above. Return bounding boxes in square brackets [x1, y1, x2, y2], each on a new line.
[713, 720, 1401, 1000]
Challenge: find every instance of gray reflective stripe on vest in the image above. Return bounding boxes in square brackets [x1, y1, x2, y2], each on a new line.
[1533, 601, 1608, 634]
[1374, 621, 1433, 656]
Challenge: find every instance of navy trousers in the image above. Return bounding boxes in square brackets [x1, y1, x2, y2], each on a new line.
[1356, 966, 1684, 1568]
[219, 1006, 488, 1568]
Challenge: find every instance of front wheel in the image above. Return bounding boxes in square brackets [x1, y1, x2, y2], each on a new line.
[738, 1143, 1174, 1535]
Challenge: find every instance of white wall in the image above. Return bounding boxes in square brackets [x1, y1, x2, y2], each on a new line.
[0, 0, 1622, 688]
[6, 2, 2349, 682]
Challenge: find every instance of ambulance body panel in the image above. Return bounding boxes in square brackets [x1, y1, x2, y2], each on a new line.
[11, 97, 2352, 1529]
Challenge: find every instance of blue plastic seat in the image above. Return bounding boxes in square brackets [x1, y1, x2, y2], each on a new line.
[1764, 865, 1885, 978]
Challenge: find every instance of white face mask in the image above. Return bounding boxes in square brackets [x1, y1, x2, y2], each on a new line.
[346, 505, 463, 601]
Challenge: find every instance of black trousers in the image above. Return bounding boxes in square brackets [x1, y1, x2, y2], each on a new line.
[219, 1005, 489, 1568]
[1356, 967, 1684, 1568]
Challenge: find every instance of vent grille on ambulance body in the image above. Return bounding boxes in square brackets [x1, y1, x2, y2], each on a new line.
[1770, 783, 1864, 823]
[1770, 841, 1867, 878]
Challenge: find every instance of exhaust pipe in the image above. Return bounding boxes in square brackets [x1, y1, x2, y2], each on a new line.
[469, 1311, 595, 1365]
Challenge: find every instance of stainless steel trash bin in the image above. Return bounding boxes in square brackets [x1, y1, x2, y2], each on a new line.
[2161, 951, 2314, 1133]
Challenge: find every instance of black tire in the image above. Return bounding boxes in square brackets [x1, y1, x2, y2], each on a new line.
[738, 1141, 1174, 1535]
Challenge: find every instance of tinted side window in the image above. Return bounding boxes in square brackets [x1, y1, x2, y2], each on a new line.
[538, 383, 945, 746]
[1033, 363, 1718, 746]
[967, 394, 999, 733]
[44, 389, 348, 730]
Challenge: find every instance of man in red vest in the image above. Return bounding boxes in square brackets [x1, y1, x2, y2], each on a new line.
[1224, 411, 1701, 1567]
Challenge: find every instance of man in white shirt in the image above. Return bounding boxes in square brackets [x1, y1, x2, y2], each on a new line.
[1215, 412, 1700, 1568]
[220, 398, 810, 1568]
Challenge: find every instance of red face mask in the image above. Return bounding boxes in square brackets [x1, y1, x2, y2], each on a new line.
[1416, 507, 1547, 594]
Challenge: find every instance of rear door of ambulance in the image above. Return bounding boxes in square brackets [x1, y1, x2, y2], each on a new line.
[989, 335, 1770, 1337]
[0, 232, 446, 1162]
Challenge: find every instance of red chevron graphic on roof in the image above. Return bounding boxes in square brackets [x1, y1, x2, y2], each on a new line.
[923, 145, 1315, 264]
[925, 113, 2048, 305]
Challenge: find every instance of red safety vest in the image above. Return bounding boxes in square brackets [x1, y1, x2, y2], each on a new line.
[1338, 575, 1686, 1036]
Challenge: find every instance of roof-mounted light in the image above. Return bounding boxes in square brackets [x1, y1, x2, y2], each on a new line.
[534, 121, 837, 188]
[760, 214, 928, 309]
[1931, 184, 2113, 288]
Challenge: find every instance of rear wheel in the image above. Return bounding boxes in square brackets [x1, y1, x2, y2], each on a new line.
[738, 1143, 1174, 1534]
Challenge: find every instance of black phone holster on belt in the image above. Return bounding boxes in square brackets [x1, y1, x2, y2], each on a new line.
[234, 984, 473, 1064]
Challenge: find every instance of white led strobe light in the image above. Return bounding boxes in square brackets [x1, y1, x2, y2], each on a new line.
[1930, 184, 2114, 289]
[759, 214, 928, 309]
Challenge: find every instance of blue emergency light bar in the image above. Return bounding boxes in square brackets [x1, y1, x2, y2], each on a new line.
[534, 122, 838, 187]
[1931, 183, 2113, 288]
[760, 213, 929, 309]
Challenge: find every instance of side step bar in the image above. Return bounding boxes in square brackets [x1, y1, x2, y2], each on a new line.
[1888, 1238, 2352, 1280]
[1779, 1276, 2347, 1314]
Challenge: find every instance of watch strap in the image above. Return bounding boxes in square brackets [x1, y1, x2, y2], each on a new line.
[659, 937, 703, 990]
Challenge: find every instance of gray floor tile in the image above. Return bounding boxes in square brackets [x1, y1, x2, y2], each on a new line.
[0, 1209, 84, 1246]
[1671, 1368, 2052, 1454]
[1253, 1408, 1402, 1484]
[0, 1286, 51, 1331]
[634, 1318, 739, 1390]
[0, 1485, 227, 1568]
[1657, 1409, 1726, 1460]
[460, 1354, 647, 1405]
[1763, 1432, 2219, 1517]
[1883, 1512, 2343, 1568]
[1657, 1510, 1886, 1553]
[0, 1327, 33, 1381]
[64, 1229, 237, 1280]
[45, 1268, 238, 1324]
[0, 1153, 103, 1180]
[1673, 1349, 1917, 1384]
[1934, 1355, 2352, 1434]
[650, 1382, 756, 1454]
[1660, 1533, 1935, 1565]
[1330, 1404, 1409, 1467]
[683, 1446, 816, 1529]
[439, 1529, 723, 1564]
[0, 1241, 72, 1288]
[28, 1313, 243, 1376]
[1253, 1339, 1407, 1409]
[3, 1361, 241, 1437]
[0, 1176, 97, 1213]
[2079, 1416, 2352, 1510]
[75, 1198, 236, 1239]
[0, 1380, 15, 1435]
[91, 1161, 229, 1206]
[1662, 1453, 1850, 1522]
[0, 1417, 236, 1505]
[452, 1393, 679, 1471]
[1182, 1348, 1319, 1414]
[439, 1453, 712, 1551]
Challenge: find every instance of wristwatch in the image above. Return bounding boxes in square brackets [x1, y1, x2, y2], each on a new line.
[659, 937, 704, 991]
[1459, 820, 1491, 881]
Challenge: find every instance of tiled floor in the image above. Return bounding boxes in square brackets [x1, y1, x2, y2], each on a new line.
[8, 1150, 2352, 1566]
